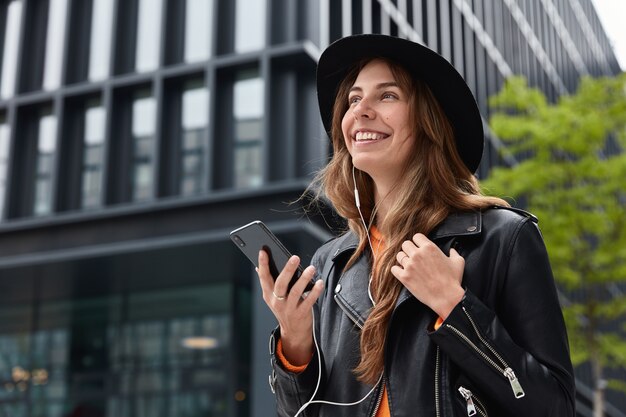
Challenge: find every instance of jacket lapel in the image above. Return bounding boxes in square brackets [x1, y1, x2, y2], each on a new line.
[331, 211, 484, 320]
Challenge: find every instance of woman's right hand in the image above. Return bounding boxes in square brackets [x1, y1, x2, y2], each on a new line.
[257, 250, 324, 365]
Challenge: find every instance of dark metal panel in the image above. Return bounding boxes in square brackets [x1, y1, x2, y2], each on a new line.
[0, 4, 8, 78]
[64, 0, 91, 84]
[260, 54, 271, 186]
[0, 184, 335, 260]
[205, 61, 215, 192]
[112, 0, 139, 75]
[451, 0, 464, 75]
[2, 105, 18, 221]
[100, 75, 114, 207]
[163, 0, 185, 66]
[157, 77, 177, 197]
[56, 96, 84, 211]
[483, 0, 498, 105]
[463, 4, 476, 95]
[439, 0, 451, 61]
[296, 60, 324, 179]
[268, 63, 297, 181]
[7, 104, 40, 218]
[473, 0, 488, 116]
[152, 73, 165, 199]
[519, 0, 531, 80]
[105, 86, 138, 204]
[212, 68, 235, 189]
[19, 0, 49, 93]
[427, 0, 437, 50]
[270, 0, 297, 44]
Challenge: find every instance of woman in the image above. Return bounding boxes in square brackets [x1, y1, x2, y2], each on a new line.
[257, 34, 575, 417]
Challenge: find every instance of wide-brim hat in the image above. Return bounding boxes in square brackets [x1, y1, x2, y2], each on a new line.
[317, 34, 484, 173]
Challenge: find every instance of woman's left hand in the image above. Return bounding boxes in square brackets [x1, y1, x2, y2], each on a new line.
[390, 233, 465, 320]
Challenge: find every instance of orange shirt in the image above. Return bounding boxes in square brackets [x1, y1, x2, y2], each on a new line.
[276, 226, 442, 417]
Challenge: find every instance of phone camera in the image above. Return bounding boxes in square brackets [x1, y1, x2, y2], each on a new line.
[233, 235, 246, 248]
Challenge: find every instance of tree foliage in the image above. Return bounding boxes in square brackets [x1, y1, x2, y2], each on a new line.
[482, 74, 626, 397]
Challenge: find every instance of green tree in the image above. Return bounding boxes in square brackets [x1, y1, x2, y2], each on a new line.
[482, 74, 626, 417]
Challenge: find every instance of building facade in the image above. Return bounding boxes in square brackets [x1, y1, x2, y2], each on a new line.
[0, 0, 621, 416]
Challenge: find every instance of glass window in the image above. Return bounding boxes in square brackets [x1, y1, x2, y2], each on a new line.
[234, 0, 266, 53]
[30, 328, 68, 416]
[233, 70, 264, 188]
[180, 81, 208, 196]
[135, 0, 164, 73]
[88, 0, 114, 81]
[0, 115, 10, 218]
[81, 101, 106, 209]
[42, 0, 68, 90]
[184, 0, 213, 62]
[106, 285, 231, 416]
[0, 304, 31, 415]
[131, 91, 156, 201]
[34, 111, 57, 216]
[0, 0, 23, 99]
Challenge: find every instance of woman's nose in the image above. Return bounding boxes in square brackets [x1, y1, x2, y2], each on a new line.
[353, 99, 375, 119]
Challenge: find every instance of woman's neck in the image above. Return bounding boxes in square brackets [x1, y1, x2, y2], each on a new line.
[372, 181, 399, 230]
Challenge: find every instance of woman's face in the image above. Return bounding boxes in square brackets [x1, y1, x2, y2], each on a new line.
[341, 59, 415, 184]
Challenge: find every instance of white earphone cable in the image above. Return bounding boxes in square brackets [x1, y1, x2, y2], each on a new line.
[293, 311, 383, 417]
[290, 166, 383, 417]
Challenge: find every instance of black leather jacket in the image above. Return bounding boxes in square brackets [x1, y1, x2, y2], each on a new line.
[269, 207, 575, 417]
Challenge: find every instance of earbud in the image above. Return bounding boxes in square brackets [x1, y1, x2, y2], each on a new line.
[352, 165, 361, 208]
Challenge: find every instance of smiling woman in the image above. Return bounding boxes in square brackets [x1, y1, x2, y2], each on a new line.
[253, 34, 576, 417]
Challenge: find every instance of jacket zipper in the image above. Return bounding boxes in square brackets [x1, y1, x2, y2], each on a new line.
[369, 376, 386, 417]
[334, 295, 364, 329]
[435, 346, 441, 417]
[458, 386, 488, 417]
[445, 307, 525, 399]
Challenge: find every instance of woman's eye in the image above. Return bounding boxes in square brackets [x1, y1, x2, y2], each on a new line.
[348, 96, 361, 105]
[382, 92, 397, 100]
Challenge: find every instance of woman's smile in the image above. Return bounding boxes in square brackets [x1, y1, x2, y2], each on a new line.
[352, 130, 390, 142]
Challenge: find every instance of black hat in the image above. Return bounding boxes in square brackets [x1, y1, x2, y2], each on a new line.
[316, 34, 484, 173]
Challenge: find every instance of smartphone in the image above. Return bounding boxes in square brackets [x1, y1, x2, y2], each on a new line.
[230, 221, 315, 293]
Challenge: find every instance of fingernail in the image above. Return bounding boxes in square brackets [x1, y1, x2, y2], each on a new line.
[290, 256, 299, 265]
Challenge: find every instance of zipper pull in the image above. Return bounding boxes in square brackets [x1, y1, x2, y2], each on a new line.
[504, 367, 525, 398]
[458, 386, 477, 416]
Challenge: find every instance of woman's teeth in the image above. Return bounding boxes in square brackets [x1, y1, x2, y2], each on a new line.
[355, 132, 387, 141]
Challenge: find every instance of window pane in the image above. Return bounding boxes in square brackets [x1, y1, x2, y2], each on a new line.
[88, 0, 114, 81]
[184, 0, 213, 62]
[0, 0, 23, 99]
[0, 117, 10, 218]
[82, 102, 106, 209]
[131, 93, 156, 201]
[235, 0, 266, 53]
[233, 72, 263, 188]
[181, 82, 208, 195]
[135, 0, 163, 73]
[0, 305, 31, 410]
[35, 112, 57, 216]
[42, 0, 68, 90]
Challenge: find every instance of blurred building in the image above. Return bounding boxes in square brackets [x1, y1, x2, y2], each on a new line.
[0, 1, 621, 417]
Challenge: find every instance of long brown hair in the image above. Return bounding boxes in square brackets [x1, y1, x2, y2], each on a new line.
[311, 58, 508, 384]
